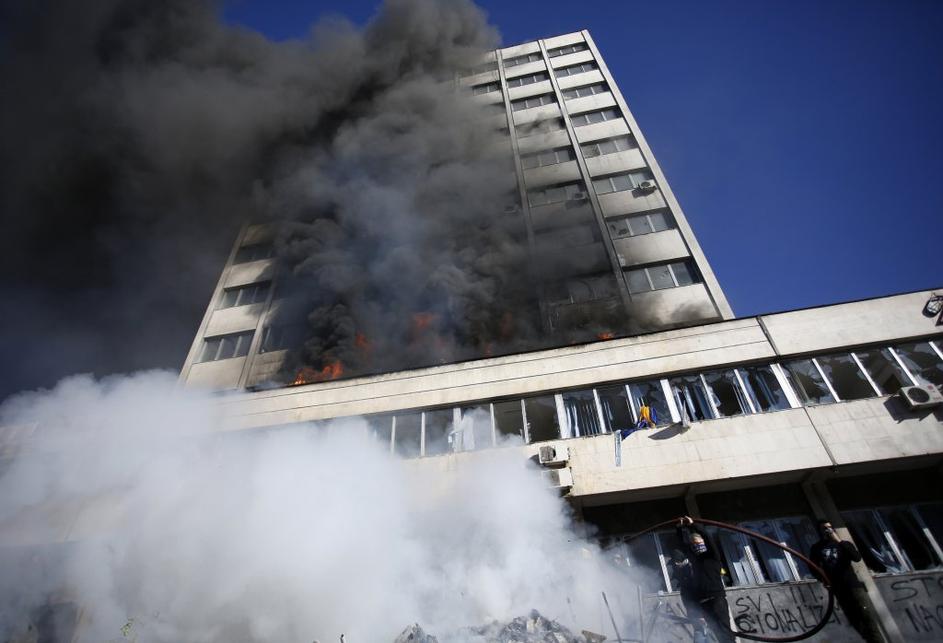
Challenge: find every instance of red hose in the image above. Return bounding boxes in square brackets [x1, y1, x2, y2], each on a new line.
[625, 517, 835, 642]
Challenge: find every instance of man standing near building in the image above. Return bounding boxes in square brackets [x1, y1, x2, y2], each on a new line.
[809, 520, 883, 642]
[672, 516, 735, 643]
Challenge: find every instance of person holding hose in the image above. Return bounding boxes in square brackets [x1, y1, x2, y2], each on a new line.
[671, 516, 736, 643]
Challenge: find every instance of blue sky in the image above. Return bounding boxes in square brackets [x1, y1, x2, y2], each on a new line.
[224, 0, 943, 318]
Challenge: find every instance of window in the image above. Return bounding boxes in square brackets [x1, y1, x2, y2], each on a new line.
[893, 341, 943, 387]
[561, 83, 608, 100]
[840, 506, 943, 574]
[548, 42, 589, 58]
[234, 243, 274, 264]
[423, 409, 455, 456]
[219, 281, 270, 309]
[738, 365, 791, 412]
[511, 93, 556, 112]
[561, 389, 603, 437]
[702, 369, 751, 417]
[581, 135, 636, 158]
[625, 261, 697, 294]
[527, 181, 585, 207]
[592, 170, 652, 195]
[493, 399, 525, 445]
[459, 60, 498, 78]
[782, 359, 835, 405]
[456, 405, 493, 451]
[504, 52, 543, 67]
[366, 414, 393, 448]
[547, 274, 617, 304]
[517, 117, 566, 137]
[628, 380, 671, 426]
[855, 348, 913, 394]
[520, 146, 575, 170]
[472, 81, 500, 95]
[732, 518, 819, 585]
[570, 108, 621, 127]
[815, 353, 878, 400]
[523, 394, 561, 443]
[506, 72, 549, 88]
[393, 413, 422, 458]
[597, 385, 634, 434]
[259, 324, 303, 353]
[554, 61, 598, 78]
[198, 331, 253, 363]
[671, 374, 715, 422]
[607, 210, 672, 238]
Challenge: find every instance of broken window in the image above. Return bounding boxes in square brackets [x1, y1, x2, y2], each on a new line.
[234, 242, 274, 264]
[893, 341, 943, 387]
[365, 414, 393, 449]
[816, 353, 877, 400]
[527, 181, 585, 207]
[393, 413, 422, 458]
[456, 405, 493, 451]
[561, 389, 602, 437]
[702, 369, 750, 417]
[855, 348, 913, 394]
[198, 331, 253, 363]
[670, 374, 715, 422]
[259, 324, 304, 353]
[738, 365, 790, 412]
[423, 409, 455, 457]
[628, 380, 671, 426]
[219, 281, 270, 308]
[878, 506, 943, 571]
[597, 384, 634, 434]
[493, 400, 525, 445]
[842, 510, 907, 573]
[523, 394, 560, 443]
[782, 359, 835, 405]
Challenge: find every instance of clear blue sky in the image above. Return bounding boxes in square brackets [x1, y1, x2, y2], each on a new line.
[224, 0, 943, 318]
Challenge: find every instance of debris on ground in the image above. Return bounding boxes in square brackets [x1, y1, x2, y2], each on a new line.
[394, 623, 439, 643]
[460, 609, 587, 643]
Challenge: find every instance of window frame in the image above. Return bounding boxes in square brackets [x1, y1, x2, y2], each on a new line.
[570, 108, 621, 127]
[547, 42, 589, 58]
[506, 72, 549, 88]
[625, 261, 699, 294]
[561, 83, 608, 101]
[219, 281, 271, 309]
[510, 93, 557, 112]
[592, 170, 652, 195]
[554, 61, 599, 78]
[606, 209, 672, 239]
[198, 331, 254, 363]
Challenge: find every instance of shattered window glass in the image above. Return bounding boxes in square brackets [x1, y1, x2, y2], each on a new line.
[561, 389, 601, 437]
[597, 385, 633, 434]
[893, 341, 943, 387]
[523, 395, 560, 443]
[816, 354, 876, 401]
[738, 365, 790, 412]
[855, 348, 912, 394]
[782, 359, 835, 405]
[702, 370, 750, 417]
[493, 400, 525, 445]
[456, 405, 493, 451]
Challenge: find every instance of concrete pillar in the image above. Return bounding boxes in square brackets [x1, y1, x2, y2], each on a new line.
[801, 479, 903, 642]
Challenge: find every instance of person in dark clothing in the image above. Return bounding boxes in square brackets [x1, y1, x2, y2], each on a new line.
[809, 520, 883, 643]
[671, 516, 735, 643]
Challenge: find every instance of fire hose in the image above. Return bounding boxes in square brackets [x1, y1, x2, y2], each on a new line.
[625, 517, 834, 642]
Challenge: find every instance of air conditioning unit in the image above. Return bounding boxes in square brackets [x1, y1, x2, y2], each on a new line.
[899, 384, 943, 410]
[637, 180, 657, 192]
[542, 467, 573, 490]
[538, 444, 569, 466]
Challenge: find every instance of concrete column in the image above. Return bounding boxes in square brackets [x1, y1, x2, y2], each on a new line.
[801, 479, 903, 642]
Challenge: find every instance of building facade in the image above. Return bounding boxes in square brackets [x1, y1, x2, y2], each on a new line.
[179, 30, 732, 391]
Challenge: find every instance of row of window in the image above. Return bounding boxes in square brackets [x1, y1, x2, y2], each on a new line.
[555, 61, 598, 78]
[526, 181, 585, 207]
[562, 82, 608, 101]
[458, 60, 498, 78]
[570, 107, 621, 127]
[607, 209, 673, 239]
[233, 243, 274, 264]
[592, 170, 652, 195]
[617, 503, 943, 593]
[520, 135, 637, 172]
[339, 338, 943, 455]
[504, 52, 543, 68]
[548, 42, 589, 58]
[626, 260, 697, 294]
[219, 281, 270, 309]
[507, 71, 549, 88]
[472, 81, 500, 95]
[511, 93, 556, 112]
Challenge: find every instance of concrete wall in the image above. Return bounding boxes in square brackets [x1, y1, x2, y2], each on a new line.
[875, 571, 943, 641]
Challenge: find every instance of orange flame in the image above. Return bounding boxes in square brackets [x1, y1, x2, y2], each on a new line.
[355, 332, 370, 350]
[596, 332, 615, 340]
[292, 361, 344, 385]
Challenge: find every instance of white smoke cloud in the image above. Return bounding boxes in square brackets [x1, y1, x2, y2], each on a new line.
[0, 373, 648, 642]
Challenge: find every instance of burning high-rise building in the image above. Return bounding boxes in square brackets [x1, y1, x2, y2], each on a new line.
[180, 31, 732, 391]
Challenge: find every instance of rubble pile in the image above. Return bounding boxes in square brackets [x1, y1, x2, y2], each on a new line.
[460, 610, 588, 643]
[394, 623, 440, 643]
